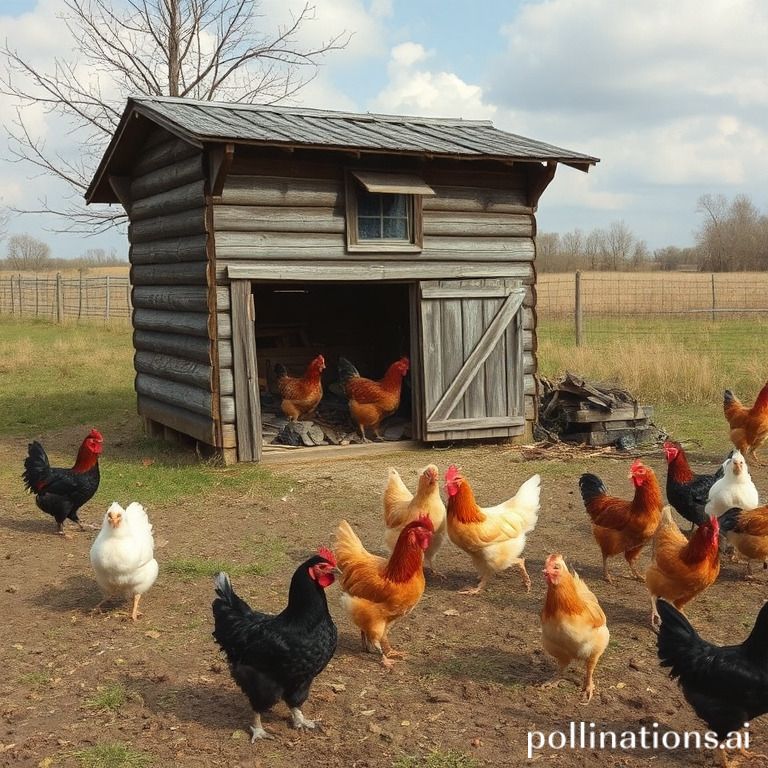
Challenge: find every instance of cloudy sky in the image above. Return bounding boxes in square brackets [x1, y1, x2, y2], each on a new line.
[1, 0, 767, 259]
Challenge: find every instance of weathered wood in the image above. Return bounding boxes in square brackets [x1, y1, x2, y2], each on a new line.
[210, 143, 235, 197]
[423, 185, 529, 213]
[216, 312, 232, 339]
[108, 176, 132, 212]
[428, 415, 526, 432]
[440, 296, 465, 421]
[429, 424, 526, 443]
[134, 350, 214, 390]
[215, 286, 230, 310]
[134, 330, 211, 364]
[408, 284, 423, 441]
[130, 180, 206, 222]
[131, 261, 208, 285]
[461, 288, 486, 419]
[230, 280, 261, 462]
[424, 212, 533, 237]
[219, 367, 234, 396]
[131, 234, 209, 265]
[482, 293, 507, 419]
[132, 285, 209, 312]
[213, 205, 345, 233]
[214, 231, 534, 261]
[137, 394, 236, 448]
[133, 308, 210, 337]
[129, 208, 207, 244]
[220, 175, 341, 207]
[136, 373, 236, 422]
[222, 261, 533, 283]
[565, 405, 654, 424]
[131, 154, 206, 200]
[132, 137, 200, 178]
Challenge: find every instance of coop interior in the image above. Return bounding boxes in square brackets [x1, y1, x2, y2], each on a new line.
[253, 282, 413, 449]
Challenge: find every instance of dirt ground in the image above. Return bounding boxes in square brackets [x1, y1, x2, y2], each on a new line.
[2, 435, 767, 768]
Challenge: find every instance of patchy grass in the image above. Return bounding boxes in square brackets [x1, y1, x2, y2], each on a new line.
[69, 743, 150, 768]
[19, 671, 51, 686]
[392, 751, 481, 768]
[85, 682, 129, 712]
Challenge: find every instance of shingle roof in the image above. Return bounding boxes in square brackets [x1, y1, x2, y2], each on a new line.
[86, 97, 598, 203]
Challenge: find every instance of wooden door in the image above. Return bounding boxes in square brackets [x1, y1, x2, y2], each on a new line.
[419, 279, 526, 441]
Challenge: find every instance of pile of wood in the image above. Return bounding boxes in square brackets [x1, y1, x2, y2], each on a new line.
[538, 372, 659, 448]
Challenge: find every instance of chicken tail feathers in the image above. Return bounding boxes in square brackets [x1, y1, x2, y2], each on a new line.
[22, 440, 50, 493]
[334, 519, 366, 568]
[512, 474, 541, 531]
[717, 507, 743, 533]
[656, 599, 699, 675]
[212, 572, 257, 658]
[579, 473, 607, 505]
[337, 357, 360, 385]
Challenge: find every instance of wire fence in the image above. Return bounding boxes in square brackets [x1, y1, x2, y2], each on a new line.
[0, 274, 132, 322]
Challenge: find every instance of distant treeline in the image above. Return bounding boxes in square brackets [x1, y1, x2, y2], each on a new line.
[0, 236, 127, 272]
[537, 193, 768, 273]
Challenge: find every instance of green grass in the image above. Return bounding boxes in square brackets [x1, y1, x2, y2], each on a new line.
[166, 537, 287, 578]
[69, 743, 150, 768]
[85, 682, 128, 712]
[392, 751, 481, 768]
[19, 671, 51, 686]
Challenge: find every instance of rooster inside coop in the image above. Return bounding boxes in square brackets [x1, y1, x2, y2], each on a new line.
[252, 282, 413, 448]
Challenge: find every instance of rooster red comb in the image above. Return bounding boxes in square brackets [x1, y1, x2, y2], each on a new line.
[630, 459, 645, 472]
[88, 429, 103, 442]
[317, 546, 337, 567]
[417, 513, 435, 532]
[445, 465, 461, 484]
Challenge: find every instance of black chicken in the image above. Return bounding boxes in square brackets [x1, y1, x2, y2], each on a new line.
[663, 441, 724, 529]
[657, 598, 768, 767]
[22, 429, 103, 535]
[212, 550, 338, 741]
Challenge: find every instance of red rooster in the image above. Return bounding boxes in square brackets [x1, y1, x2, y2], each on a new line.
[22, 429, 103, 536]
[274, 354, 326, 421]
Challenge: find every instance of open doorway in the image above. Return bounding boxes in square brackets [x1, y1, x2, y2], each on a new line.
[253, 282, 413, 448]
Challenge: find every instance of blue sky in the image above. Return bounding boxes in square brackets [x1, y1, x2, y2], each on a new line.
[1, 0, 767, 260]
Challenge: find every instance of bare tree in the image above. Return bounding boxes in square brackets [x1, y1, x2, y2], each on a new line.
[0, 205, 8, 244]
[7, 234, 52, 271]
[0, 0, 350, 233]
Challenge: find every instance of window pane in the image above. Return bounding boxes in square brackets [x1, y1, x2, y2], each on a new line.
[358, 217, 381, 239]
[381, 194, 407, 216]
[357, 189, 380, 216]
[382, 217, 408, 239]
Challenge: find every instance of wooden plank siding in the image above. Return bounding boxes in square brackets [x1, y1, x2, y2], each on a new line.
[126, 133, 224, 447]
[212, 157, 540, 452]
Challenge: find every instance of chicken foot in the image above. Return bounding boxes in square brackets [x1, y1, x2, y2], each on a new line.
[249, 713, 275, 742]
[581, 654, 601, 704]
[290, 707, 317, 731]
[459, 575, 488, 595]
[718, 746, 768, 768]
[130, 594, 143, 622]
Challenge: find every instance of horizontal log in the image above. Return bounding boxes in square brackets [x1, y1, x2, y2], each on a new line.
[220, 261, 534, 283]
[427, 415, 525, 432]
[136, 372, 213, 418]
[132, 285, 210, 312]
[214, 204, 345, 233]
[216, 286, 230, 310]
[219, 367, 234, 396]
[565, 405, 654, 424]
[524, 373, 535, 396]
[134, 330, 211, 364]
[218, 340, 232, 368]
[423, 212, 533, 237]
[424, 185, 529, 214]
[220, 175, 341, 207]
[131, 261, 209, 285]
[217, 312, 232, 339]
[131, 234, 208, 265]
[131, 154, 206, 200]
[130, 179, 207, 222]
[525, 395, 535, 421]
[137, 394, 236, 448]
[135, 350, 214, 391]
[132, 137, 200, 178]
[129, 208, 207, 244]
[214, 231, 535, 261]
[133, 308, 210, 337]
[524, 351, 535, 374]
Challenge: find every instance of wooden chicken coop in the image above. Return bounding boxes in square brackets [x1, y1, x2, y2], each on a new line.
[86, 97, 598, 463]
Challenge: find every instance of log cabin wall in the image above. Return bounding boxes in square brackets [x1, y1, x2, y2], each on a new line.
[212, 148, 539, 449]
[127, 127, 235, 451]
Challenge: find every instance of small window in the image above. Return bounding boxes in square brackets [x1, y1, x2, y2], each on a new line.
[345, 170, 435, 252]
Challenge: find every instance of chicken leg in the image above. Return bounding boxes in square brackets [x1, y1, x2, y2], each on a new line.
[249, 713, 274, 742]
[130, 594, 143, 622]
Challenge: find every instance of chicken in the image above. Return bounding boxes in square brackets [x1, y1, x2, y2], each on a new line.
[212, 550, 338, 741]
[90, 501, 159, 621]
[335, 516, 433, 668]
[663, 441, 724, 529]
[22, 429, 103, 535]
[338, 356, 409, 441]
[383, 465, 446, 576]
[657, 598, 768, 768]
[540, 554, 610, 703]
[724, 379, 768, 464]
[578, 460, 663, 583]
[705, 450, 759, 519]
[274, 354, 326, 421]
[645, 507, 720, 628]
[444, 465, 541, 595]
[718, 506, 768, 577]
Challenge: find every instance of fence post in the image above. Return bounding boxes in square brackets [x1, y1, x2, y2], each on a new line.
[105, 276, 110, 321]
[35, 276, 39, 317]
[575, 270, 583, 346]
[17, 274, 23, 316]
[78, 271, 83, 319]
[55, 273, 63, 323]
[711, 273, 716, 322]
[10, 275, 15, 315]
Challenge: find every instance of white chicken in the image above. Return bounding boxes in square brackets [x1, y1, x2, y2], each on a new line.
[383, 465, 446, 576]
[444, 465, 541, 594]
[704, 450, 759, 518]
[90, 501, 159, 621]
